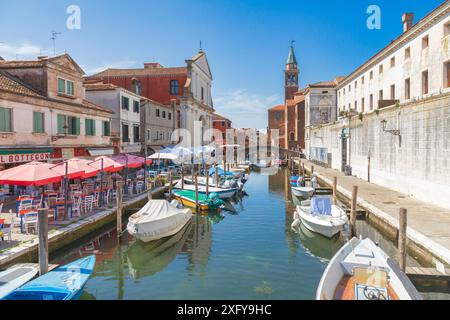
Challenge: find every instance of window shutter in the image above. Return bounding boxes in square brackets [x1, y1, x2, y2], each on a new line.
[58, 79, 66, 93]
[57, 115, 65, 134]
[92, 119, 96, 136]
[75, 117, 80, 135]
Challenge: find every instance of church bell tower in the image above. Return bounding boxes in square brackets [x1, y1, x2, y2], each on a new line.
[285, 42, 299, 101]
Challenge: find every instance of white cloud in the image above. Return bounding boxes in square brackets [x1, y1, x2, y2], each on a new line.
[214, 89, 281, 129]
[0, 42, 44, 60]
[83, 58, 137, 75]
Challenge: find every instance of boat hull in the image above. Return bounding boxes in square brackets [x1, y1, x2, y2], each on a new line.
[172, 194, 212, 211]
[127, 213, 192, 243]
[291, 186, 315, 199]
[296, 205, 347, 238]
[0, 265, 38, 299]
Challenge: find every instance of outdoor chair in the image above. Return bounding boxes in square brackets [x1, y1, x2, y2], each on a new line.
[23, 211, 38, 234]
[83, 195, 94, 213]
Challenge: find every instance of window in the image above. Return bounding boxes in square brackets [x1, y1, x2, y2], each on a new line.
[0, 107, 12, 132]
[122, 123, 129, 142]
[343, 88, 346, 95]
[405, 47, 411, 60]
[354, 81, 357, 89]
[121, 96, 129, 110]
[170, 80, 179, 95]
[147, 129, 151, 140]
[156, 109, 160, 117]
[68, 116, 80, 135]
[379, 64, 384, 74]
[390, 57, 395, 68]
[405, 78, 411, 100]
[290, 132, 295, 141]
[354, 100, 357, 111]
[369, 94, 373, 111]
[422, 35, 429, 50]
[168, 112, 172, 120]
[445, 22, 450, 37]
[361, 76, 365, 85]
[133, 125, 140, 143]
[221, 121, 225, 126]
[131, 79, 141, 95]
[361, 98, 365, 113]
[162, 111, 166, 119]
[133, 100, 139, 113]
[85, 119, 96, 136]
[390, 85, 395, 100]
[33, 112, 44, 133]
[348, 85, 351, 92]
[201, 87, 204, 101]
[57, 115, 79, 135]
[379, 90, 383, 101]
[58, 78, 65, 93]
[103, 121, 110, 136]
[57, 78, 74, 96]
[445, 62, 450, 88]
[370, 71, 373, 80]
[422, 70, 429, 95]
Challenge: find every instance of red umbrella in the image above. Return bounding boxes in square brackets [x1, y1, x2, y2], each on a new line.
[95, 156, 124, 172]
[0, 161, 67, 186]
[112, 154, 144, 169]
[66, 158, 101, 178]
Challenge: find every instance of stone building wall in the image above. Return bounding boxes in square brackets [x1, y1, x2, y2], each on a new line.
[307, 93, 450, 209]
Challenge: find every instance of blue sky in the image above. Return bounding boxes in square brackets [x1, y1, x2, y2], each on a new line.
[0, 0, 444, 128]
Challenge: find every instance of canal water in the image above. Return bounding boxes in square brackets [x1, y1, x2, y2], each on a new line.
[51, 168, 448, 300]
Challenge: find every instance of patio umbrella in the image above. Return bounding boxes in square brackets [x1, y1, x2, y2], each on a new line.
[112, 154, 145, 169]
[66, 158, 101, 178]
[94, 156, 125, 173]
[147, 152, 178, 161]
[0, 161, 67, 186]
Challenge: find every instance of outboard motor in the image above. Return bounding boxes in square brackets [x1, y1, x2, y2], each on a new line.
[296, 176, 305, 187]
[170, 199, 180, 208]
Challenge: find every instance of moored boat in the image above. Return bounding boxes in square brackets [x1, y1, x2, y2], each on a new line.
[127, 199, 192, 243]
[293, 196, 348, 238]
[172, 190, 224, 212]
[3, 255, 96, 300]
[173, 180, 238, 199]
[316, 237, 422, 300]
[0, 264, 38, 299]
[291, 186, 315, 199]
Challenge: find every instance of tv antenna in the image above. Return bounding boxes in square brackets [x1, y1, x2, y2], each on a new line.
[50, 31, 61, 56]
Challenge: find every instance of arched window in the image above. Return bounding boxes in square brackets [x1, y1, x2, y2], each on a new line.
[131, 78, 142, 95]
[290, 131, 295, 141]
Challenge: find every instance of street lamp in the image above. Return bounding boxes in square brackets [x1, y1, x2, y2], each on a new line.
[380, 119, 400, 136]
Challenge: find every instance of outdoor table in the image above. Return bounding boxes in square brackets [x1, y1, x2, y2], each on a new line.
[51, 200, 74, 220]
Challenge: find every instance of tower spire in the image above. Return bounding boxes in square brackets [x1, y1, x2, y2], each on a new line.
[284, 42, 299, 101]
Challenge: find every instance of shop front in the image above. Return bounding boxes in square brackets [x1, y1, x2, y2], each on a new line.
[0, 148, 53, 170]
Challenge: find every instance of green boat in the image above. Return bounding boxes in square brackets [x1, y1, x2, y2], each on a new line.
[173, 190, 224, 211]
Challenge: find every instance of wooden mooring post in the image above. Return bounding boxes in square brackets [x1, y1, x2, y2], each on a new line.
[398, 208, 407, 272]
[194, 173, 199, 211]
[38, 208, 49, 276]
[350, 185, 358, 236]
[181, 164, 184, 189]
[215, 163, 219, 185]
[168, 171, 173, 200]
[311, 165, 315, 175]
[205, 166, 210, 196]
[332, 177, 337, 205]
[116, 180, 123, 237]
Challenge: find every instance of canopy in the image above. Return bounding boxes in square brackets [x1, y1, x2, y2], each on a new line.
[112, 154, 146, 169]
[148, 152, 178, 160]
[0, 161, 66, 186]
[66, 158, 100, 178]
[94, 156, 125, 172]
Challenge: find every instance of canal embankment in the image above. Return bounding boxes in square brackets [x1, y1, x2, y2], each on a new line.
[0, 185, 167, 269]
[295, 159, 450, 267]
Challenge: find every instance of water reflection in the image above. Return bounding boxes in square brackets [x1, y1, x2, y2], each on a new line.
[127, 222, 193, 280]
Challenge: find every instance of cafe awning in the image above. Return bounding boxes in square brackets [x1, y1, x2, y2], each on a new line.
[87, 148, 114, 157]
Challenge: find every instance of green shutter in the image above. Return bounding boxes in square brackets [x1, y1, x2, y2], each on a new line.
[103, 121, 110, 136]
[33, 112, 44, 133]
[75, 117, 80, 135]
[58, 79, 66, 93]
[91, 119, 96, 136]
[0, 107, 11, 132]
[67, 81, 74, 95]
[57, 115, 66, 134]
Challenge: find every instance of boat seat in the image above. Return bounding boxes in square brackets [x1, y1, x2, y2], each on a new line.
[353, 267, 388, 288]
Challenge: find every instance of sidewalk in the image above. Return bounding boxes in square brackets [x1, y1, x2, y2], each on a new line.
[298, 160, 450, 265]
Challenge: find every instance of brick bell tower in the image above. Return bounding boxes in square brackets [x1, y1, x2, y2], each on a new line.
[285, 42, 299, 101]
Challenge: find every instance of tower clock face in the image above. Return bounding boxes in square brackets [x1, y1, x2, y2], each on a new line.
[275, 111, 282, 120]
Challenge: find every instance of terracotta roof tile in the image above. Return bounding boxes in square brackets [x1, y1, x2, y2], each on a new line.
[0, 71, 42, 97]
[89, 67, 187, 78]
[269, 105, 285, 111]
[84, 83, 119, 91]
[212, 113, 231, 122]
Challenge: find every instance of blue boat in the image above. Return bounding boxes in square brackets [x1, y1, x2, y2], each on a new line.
[3, 255, 96, 300]
[208, 167, 235, 177]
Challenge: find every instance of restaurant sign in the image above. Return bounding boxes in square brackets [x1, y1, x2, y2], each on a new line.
[0, 148, 53, 164]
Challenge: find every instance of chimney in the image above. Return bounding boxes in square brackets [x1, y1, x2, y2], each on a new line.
[402, 13, 414, 32]
[144, 62, 163, 69]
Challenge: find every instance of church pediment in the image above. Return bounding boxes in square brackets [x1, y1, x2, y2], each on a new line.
[192, 52, 213, 79]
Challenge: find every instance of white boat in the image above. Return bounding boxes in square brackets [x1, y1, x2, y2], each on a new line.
[218, 165, 246, 173]
[184, 176, 245, 192]
[291, 186, 315, 199]
[316, 237, 422, 300]
[0, 264, 38, 299]
[293, 196, 348, 238]
[127, 200, 192, 243]
[174, 180, 238, 199]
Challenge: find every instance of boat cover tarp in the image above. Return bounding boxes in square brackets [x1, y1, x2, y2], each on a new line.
[131, 200, 189, 223]
[208, 167, 234, 177]
[310, 196, 332, 216]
